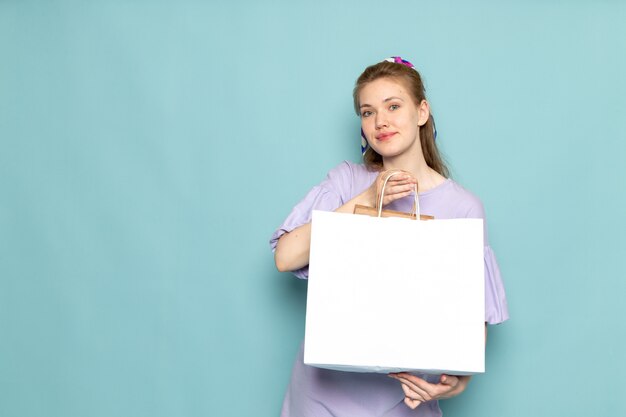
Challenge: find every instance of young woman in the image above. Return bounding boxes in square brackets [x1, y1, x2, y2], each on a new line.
[270, 57, 509, 417]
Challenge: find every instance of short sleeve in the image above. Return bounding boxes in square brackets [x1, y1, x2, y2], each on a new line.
[269, 162, 352, 279]
[466, 196, 510, 325]
[484, 245, 509, 324]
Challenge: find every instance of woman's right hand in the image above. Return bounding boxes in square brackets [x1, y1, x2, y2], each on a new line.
[363, 170, 417, 208]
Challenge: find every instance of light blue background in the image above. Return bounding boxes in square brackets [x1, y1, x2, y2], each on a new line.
[1, 1, 625, 416]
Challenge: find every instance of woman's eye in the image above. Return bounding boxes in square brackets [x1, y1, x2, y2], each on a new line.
[389, 104, 400, 111]
[361, 111, 373, 118]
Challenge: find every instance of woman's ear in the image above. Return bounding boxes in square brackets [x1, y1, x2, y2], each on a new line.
[417, 100, 430, 127]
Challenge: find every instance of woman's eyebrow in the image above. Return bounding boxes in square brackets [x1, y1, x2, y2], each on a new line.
[383, 96, 404, 102]
[360, 96, 404, 109]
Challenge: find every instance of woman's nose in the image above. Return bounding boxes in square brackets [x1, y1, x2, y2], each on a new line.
[375, 114, 388, 129]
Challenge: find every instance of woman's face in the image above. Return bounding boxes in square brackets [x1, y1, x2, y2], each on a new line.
[358, 77, 429, 161]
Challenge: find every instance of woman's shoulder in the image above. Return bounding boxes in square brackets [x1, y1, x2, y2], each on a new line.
[324, 161, 379, 200]
[322, 161, 377, 195]
[326, 160, 374, 178]
[424, 179, 485, 219]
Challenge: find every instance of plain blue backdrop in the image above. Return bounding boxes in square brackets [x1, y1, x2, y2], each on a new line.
[1, 1, 625, 416]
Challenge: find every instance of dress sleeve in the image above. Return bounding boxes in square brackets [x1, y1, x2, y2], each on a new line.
[269, 162, 351, 279]
[484, 245, 509, 324]
[466, 198, 510, 325]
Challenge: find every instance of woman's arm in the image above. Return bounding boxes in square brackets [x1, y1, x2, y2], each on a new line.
[274, 193, 368, 272]
[274, 172, 417, 272]
[274, 222, 312, 272]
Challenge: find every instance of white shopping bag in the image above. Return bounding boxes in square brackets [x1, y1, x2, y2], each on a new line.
[304, 209, 485, 375]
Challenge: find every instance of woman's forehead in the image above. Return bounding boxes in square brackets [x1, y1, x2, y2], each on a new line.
[359, 77, 411, 102]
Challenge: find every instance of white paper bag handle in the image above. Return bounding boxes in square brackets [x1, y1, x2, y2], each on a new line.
[378, 171, 420, 219]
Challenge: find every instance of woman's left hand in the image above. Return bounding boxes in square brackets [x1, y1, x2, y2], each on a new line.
[388, 373, 470, 409]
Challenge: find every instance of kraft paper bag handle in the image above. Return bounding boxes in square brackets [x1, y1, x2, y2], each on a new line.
[376, 170, 420, 219]
[353, 170, 434, 220]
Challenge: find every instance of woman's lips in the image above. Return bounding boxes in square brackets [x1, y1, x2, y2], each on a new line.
[376, 132, 396, 141]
